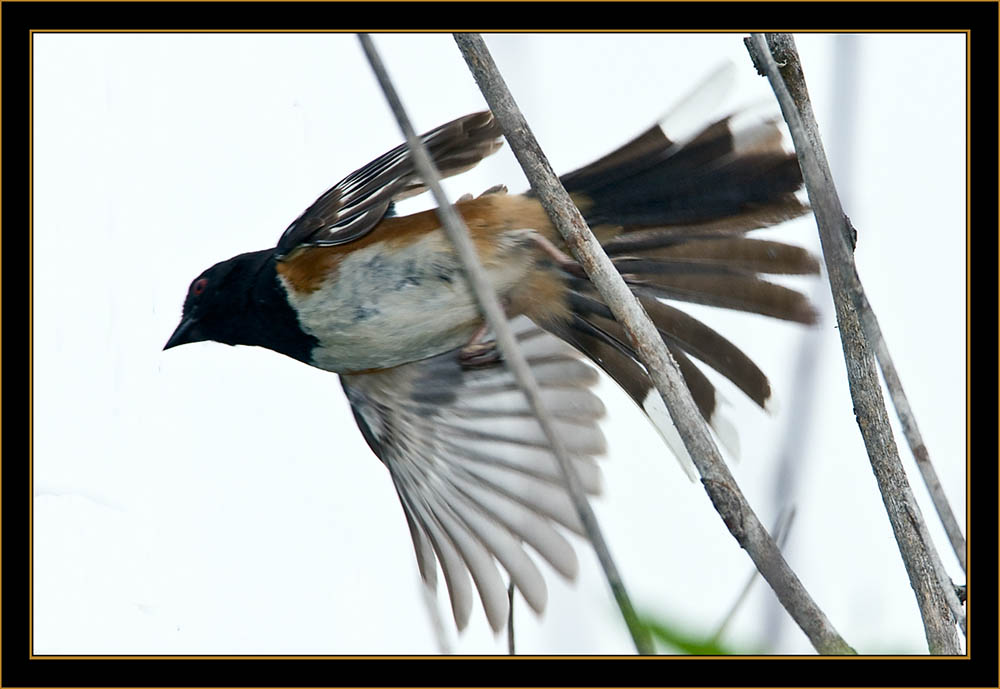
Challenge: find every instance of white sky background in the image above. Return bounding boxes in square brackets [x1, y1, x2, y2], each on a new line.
[32, 33, 967, 655]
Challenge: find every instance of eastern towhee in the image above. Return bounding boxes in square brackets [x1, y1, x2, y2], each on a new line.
[165, 82, 817, 633]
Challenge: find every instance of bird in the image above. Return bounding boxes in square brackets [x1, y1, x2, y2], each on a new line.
[164, 78, 818, 634]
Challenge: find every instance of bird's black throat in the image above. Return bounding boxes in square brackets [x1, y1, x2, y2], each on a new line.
[241, 250, 320, 366]
[172, 249, 320, 367]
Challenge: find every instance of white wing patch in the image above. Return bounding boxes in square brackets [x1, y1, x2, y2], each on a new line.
[341, 318, 606, 632]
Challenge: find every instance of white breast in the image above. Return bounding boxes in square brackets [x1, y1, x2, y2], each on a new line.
[280, 230, 534, 373]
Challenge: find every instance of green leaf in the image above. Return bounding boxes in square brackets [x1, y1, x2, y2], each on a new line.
[637, 615, 740, 655]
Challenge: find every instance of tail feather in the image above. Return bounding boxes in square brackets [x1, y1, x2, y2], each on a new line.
[534, 100, 818, 474]
[544, 314, 698, 478]
[668, 344, 742, 461]
[564, 114, 806, 231]
[617, 266, 818, 324]
[604, 236, 819, 276]
[638, 296, 771, 409]
[545, 291, 750, 470]
[565, 287, 770, 409]
[593, 202, 810, 238]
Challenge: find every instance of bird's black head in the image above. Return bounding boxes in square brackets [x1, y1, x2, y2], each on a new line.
[164, 249, 318, 365]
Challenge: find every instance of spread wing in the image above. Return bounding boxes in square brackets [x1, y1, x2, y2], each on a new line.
[340, 318, 606, 633]
[276, 111, 504, 256]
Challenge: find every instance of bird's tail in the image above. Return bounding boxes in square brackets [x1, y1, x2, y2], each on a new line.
[539, 108, 819, 476]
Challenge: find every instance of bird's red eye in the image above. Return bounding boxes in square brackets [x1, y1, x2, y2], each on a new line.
[191, 278, 208, 296]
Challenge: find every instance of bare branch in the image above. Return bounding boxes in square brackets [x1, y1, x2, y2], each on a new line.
[854, 282, 967, 572]
[507, 582, 516, 655]
[358, 33, 654, 655]
[746, 32, 964, 653]
[456, 32, 855, 655]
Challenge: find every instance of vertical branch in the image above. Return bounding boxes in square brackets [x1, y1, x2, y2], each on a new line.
[455, 32, 855, 655]
[762, 32, 858, 647]
[507, 583, 516, 655]
[856, 288, 967, 572]
[745, 32, 963, 653]
[358, 33, 654, 655]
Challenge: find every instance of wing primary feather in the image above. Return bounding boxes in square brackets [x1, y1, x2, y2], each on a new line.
[442, 486, 549, 615]
[391, 461, 476, 631]
[424, 491, 511, 632]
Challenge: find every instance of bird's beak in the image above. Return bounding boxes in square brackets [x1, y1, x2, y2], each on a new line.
[164, 317, 199, 350]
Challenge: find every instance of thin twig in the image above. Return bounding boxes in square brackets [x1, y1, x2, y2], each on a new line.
[507, 582, 516, 655]
[814, 37, 964, 574]
[763, 288, 828, 649]
[358, 33, 654, 655]
[855, 285, 967, 572]
[455, 32, 855, 656]
[711, 507, 797, 645]
[746, 32, 964, 652]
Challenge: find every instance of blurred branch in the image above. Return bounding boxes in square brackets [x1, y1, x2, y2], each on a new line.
[763, 294, 828, 649]
[358, 33, 654, 655]
[745, 33, 964, 652]
[456, 32, 855, 656]
[711, 507, 797, 645]
[507, 582, 516, 655]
